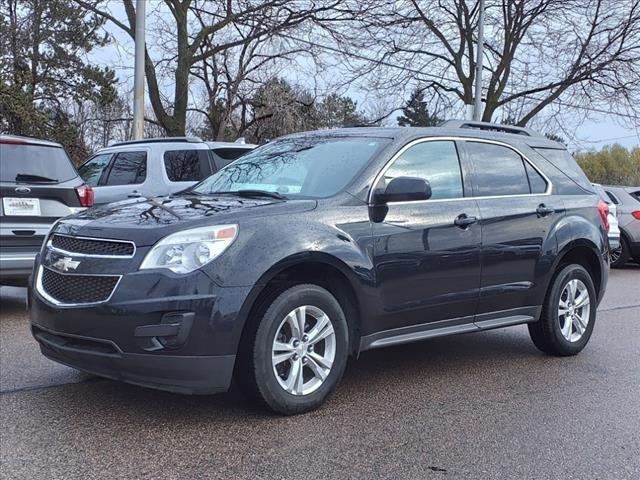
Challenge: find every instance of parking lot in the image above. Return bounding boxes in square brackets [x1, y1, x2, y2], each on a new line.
[1, 266, 638, 479]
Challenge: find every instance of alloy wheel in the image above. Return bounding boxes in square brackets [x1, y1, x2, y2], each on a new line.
[557, 279, 591, 343]
[271, 305, 336, 396]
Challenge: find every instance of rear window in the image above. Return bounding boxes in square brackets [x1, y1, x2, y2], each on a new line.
[533, 148, 593, 191]
[628, 190, 640, 203]
[0, 143, 77, 183]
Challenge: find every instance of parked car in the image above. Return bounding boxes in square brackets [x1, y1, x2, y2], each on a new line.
[592, 183, 620, 251]
[0, 135, 93, 286]
[77, 137, 255, 205]
[603, 185, 640, 267]
[30, 121, 609, 414]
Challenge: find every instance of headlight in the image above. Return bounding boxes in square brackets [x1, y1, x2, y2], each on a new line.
[140, 225, 238, 274]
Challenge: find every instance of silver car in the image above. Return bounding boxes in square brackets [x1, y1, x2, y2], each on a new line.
[78, 137, 255, 205]
[604, 185, 640, 267]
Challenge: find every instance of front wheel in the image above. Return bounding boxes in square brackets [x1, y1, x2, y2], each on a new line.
[528, 264, 597, 356]
[237, 284, 349, 415]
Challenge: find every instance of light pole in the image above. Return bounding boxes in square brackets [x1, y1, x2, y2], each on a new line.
[132, 0, 146, 139]
[473, 0, 485, 121]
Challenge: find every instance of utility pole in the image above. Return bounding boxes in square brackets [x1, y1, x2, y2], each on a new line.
[131, 0, 146, 139]
[473, 0, 485, 121]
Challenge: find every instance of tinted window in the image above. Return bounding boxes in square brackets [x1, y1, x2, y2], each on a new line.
[605, 191, 620, 204]
[467, 142, 530, 196]
[78, 153, 112, 186]
[533, 148, 593, 191]
[213, 148, 251, 160]
[164, 150, 206, 182]
[383, 141, 463, 199]
[525, 162, 548, 194]
[0, 143, 77, 183]
[194, 137, 389, 199]
[629, 190, 640, 203]
[105, 151, 146, 186]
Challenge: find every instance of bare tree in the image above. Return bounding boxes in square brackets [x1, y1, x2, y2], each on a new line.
[74, 0, 346, 136]
[326, 0, 640, 126]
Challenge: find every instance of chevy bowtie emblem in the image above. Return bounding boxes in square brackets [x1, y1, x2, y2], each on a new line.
[52, 257, 80, 272]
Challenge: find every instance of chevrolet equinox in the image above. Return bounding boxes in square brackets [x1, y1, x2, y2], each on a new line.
[30, 121, 610, 415]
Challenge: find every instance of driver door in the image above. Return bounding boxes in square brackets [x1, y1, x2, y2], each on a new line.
[370, 139, 481, 334]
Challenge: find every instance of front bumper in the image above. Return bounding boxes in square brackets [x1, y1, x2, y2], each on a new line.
[33, 324, 235, 394]
[30, 268, 252, 394]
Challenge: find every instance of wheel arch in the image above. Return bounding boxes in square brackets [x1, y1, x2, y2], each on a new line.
[234, 252, 365, 360]
[551, 239, 606, 299]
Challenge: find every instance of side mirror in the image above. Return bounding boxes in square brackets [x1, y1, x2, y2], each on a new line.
[374, 176, 432, 204]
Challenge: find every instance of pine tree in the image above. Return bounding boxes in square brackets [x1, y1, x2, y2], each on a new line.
[397, 88, 442, 127]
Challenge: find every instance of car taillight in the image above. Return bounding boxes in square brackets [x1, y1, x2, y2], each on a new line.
[596, 200, 609, 232]
[632, 211, 640, 220]
[76, 184, 94, 207]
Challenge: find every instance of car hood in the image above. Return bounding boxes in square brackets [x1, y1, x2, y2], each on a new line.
[54, 194, 317, 246]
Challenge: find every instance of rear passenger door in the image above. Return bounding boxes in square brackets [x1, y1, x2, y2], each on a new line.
[462, 141, 555, 322]
[93, 151, 148, 204]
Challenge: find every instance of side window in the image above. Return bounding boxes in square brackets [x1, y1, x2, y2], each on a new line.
[466, 142, 530, 196]
[213, 148, 251, 161]
[383, 140, 464, 200]
[164, 150, 207, 182]
[78, 153, 112, 187]
[524, 162, 548, 194]
[605, 191, 620, 205]
[105, 151, 147, 186]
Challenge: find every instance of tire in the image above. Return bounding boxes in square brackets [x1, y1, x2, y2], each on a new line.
[610, 236, 630, 268]
[236, 284, 349, 415]
[528, 264, 597, 356]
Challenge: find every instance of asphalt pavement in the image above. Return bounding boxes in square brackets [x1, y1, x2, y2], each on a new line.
[1, 266, 639, 479]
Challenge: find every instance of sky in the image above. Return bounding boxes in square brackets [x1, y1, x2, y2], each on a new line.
[90, 3, 639, 152]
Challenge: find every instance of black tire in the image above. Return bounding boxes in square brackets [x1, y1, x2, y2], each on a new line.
[610, 236, 630, 268]
[528, 264, 597, 356]
[236, 284, 349, 415]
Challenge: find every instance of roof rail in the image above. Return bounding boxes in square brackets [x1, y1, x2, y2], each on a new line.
[109, 136, 203, 147]
[439, 120, 540, 137]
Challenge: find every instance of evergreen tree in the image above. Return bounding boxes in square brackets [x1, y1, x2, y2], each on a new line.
[397, 88, 441, 127]
[0, 0, 116, 154]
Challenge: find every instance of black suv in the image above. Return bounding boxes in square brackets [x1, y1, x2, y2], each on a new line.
[29, 121, 609, 414]
[1, 135, 93, 286]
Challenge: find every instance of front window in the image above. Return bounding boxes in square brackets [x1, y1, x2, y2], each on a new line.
[193, 137, 388, 199]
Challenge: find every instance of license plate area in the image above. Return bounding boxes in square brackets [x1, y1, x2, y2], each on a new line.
[2, 197, 41, 216]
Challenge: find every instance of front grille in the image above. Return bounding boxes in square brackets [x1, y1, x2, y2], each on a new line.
[41, 267, 119, 304]
[51, 234, 135, 257]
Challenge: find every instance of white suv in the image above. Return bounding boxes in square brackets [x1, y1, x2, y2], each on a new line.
[78, 137, 255, 205]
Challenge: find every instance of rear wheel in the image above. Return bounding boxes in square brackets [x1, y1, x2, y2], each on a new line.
[528, 264, 596, 356]
[610, 236, 630, 268]
[237, 284, 349, 415]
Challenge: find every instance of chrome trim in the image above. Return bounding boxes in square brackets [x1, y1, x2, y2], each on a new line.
[0, 254, 37, 261]
[48, 233, 136, 258]
[35, 266, 122, 307]
[367, 136, 553, 205]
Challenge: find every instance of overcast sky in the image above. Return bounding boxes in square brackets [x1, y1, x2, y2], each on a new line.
[91, 4, 639, 151]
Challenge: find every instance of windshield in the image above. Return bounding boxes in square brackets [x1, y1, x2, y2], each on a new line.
[0, 143, 77, 183]
[192, 136, 388, 199]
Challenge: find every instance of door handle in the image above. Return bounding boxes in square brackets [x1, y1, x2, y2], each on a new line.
[128, 191, 142, 198]
[454, 213, 478, 228]
[536, 204, 554, 217]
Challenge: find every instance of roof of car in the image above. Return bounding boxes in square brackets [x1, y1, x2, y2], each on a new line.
[279, 121, 565, 149]
[0, 134, 63, 148]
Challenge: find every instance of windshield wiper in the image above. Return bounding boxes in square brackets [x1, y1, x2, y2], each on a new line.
[15, 173, 58, 183]
[207, 189, 287, 200]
